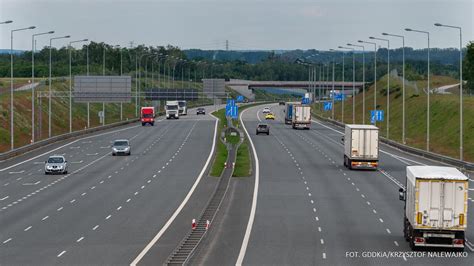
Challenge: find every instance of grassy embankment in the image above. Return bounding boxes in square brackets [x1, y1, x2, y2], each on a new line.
[0, 76, 205, 152]
[313, 74, 474, 161]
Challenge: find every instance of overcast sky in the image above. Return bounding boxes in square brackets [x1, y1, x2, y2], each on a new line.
[0, 0, 472, 51]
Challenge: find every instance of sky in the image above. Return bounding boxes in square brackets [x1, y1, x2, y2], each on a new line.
[0, 0, 472, 51]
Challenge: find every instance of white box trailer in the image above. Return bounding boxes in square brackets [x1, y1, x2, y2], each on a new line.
[291, 104, 311, 129]
[343, 124, 379, 170]
[400, 166, 468, 250]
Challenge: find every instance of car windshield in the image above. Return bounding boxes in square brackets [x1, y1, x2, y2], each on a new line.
[258, 125, 267, 128]
[167, 105, 178, 110]
[47, 157, 64, 163]
[113, 141, 129, 146]
[143, 114, 153, 118]
[198, 108, 205, 111]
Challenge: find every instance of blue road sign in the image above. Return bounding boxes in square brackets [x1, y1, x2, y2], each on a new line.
[324, 102, 333, 111]
[236, 95, 244, 102]
[370, 110, 384, 123]
[227, 99, 235, 106]
[302, 97, 310, 104]
[226, 105, 232, 116]
[231, 105, 239, 119]
[334, 93, 344, 101]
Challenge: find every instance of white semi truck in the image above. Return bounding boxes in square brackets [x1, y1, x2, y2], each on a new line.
[343, 124, 379, 170]
[178, 100, 187, 115]
[291, 104, 311, 129]
[165, 100, 179, 119]
[399, 166, 468, 250]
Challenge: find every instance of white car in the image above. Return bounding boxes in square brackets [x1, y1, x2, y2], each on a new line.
[262, 107, 271, 114]
[44, 155, 68, 175]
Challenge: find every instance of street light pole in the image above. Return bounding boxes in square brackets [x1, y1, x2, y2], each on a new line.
[32, 30, 54, 143]
[86, 42, 90, 127]
[383, 32, 406, 143]
[49, 35, 70, 138]
[69, 39, 88, 133]
[406, 28, 430, 151]
[337, 50, 346, 123]
[359, 40, 378, 126]
[370, 37, 390, 138]
[339, 46, 355, 123]
[348, 43, 366, 124]
[11, 25, 36, 150]
[435, 23, 464, 160]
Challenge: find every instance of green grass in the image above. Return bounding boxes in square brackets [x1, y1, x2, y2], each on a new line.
[0, 76, 204, 152]
[209, 108, 228, 177]
[233, 140, 251, 177]
[209, 139, 228, 177]
[314, 74, 473, 162]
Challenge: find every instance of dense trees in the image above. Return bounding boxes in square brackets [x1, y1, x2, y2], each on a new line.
[464, 41, 474, 94]
[0, 43, 465, 84]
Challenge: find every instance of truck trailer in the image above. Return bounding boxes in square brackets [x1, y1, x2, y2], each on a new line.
[400, 166, 468, 250]
[284, 102, 296, 125]
[291, 104, 311, 129]
[343, 124, 379, 170]
[140, 107, 155, 126]
[178, 100, 187, 115]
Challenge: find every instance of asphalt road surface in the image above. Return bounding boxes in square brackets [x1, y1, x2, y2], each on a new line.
[0, 106, 219, 265]
[231, 103, 474, 266]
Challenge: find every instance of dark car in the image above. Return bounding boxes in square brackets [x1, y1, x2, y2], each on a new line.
[256, 124, 270, 135]
[279, 101, 285, 105]
[196, 107, 206, 115]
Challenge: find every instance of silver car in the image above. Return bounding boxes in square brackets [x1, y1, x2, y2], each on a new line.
[44, 155, 68, 175]
[112, 139, 131, 156]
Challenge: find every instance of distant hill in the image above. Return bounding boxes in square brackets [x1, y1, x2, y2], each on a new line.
[184, 48, 464, 66]
[0, 49, 25, 55]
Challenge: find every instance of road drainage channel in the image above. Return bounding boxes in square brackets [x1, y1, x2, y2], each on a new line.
[165, 118, 243, 265]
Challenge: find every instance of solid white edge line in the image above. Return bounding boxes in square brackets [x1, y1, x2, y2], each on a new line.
[236, 106, 260, 266]
[130, 115, 218, 266]
[0, 124, 143, 172]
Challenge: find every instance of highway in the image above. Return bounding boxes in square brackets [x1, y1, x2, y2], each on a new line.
[1, 103, 473, 265]
[195, 103, 474, 265]
[0, 106, 218, 265]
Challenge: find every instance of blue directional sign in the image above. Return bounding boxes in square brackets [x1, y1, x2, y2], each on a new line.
[370, 110, 384, 124]
[334, 93, 344, 101]
[226, 105, 232, 116]
[302, 97, 310, 104]
[324, 102, 333, 111]
[227, 99, 235, 106]
[236, 95, 244, 102]
[231, 105, 239, 119]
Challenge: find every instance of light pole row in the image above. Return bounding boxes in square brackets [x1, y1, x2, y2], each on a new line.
[337, 23, 463, 160]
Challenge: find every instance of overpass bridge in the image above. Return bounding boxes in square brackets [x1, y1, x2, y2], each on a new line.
[226, 79, 366, 100]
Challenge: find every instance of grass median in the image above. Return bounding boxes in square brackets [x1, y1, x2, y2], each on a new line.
[209, 102, 268, 177]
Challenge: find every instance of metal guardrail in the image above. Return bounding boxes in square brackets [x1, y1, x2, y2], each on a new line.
[0, 102, 217, 162]
[0, 118, 140, 162]
[313, 113, 474, 171]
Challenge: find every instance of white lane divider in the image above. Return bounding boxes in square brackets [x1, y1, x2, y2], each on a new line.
[0, 196, 9, 201]
[131, 114, 218, 266]
[8, 170, 24, 174]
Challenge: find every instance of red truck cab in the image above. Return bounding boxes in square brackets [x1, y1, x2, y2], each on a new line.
[141, 107, 155, 126]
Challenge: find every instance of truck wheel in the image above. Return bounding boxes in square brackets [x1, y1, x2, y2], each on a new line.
[151, 123, 154, 126]
[403, 218, 409, 241]
[267, 132, 269, 135]
[142, 123, 145, 126]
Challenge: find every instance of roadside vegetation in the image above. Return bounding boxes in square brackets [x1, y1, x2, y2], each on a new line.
[314, 74, 474, 162]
